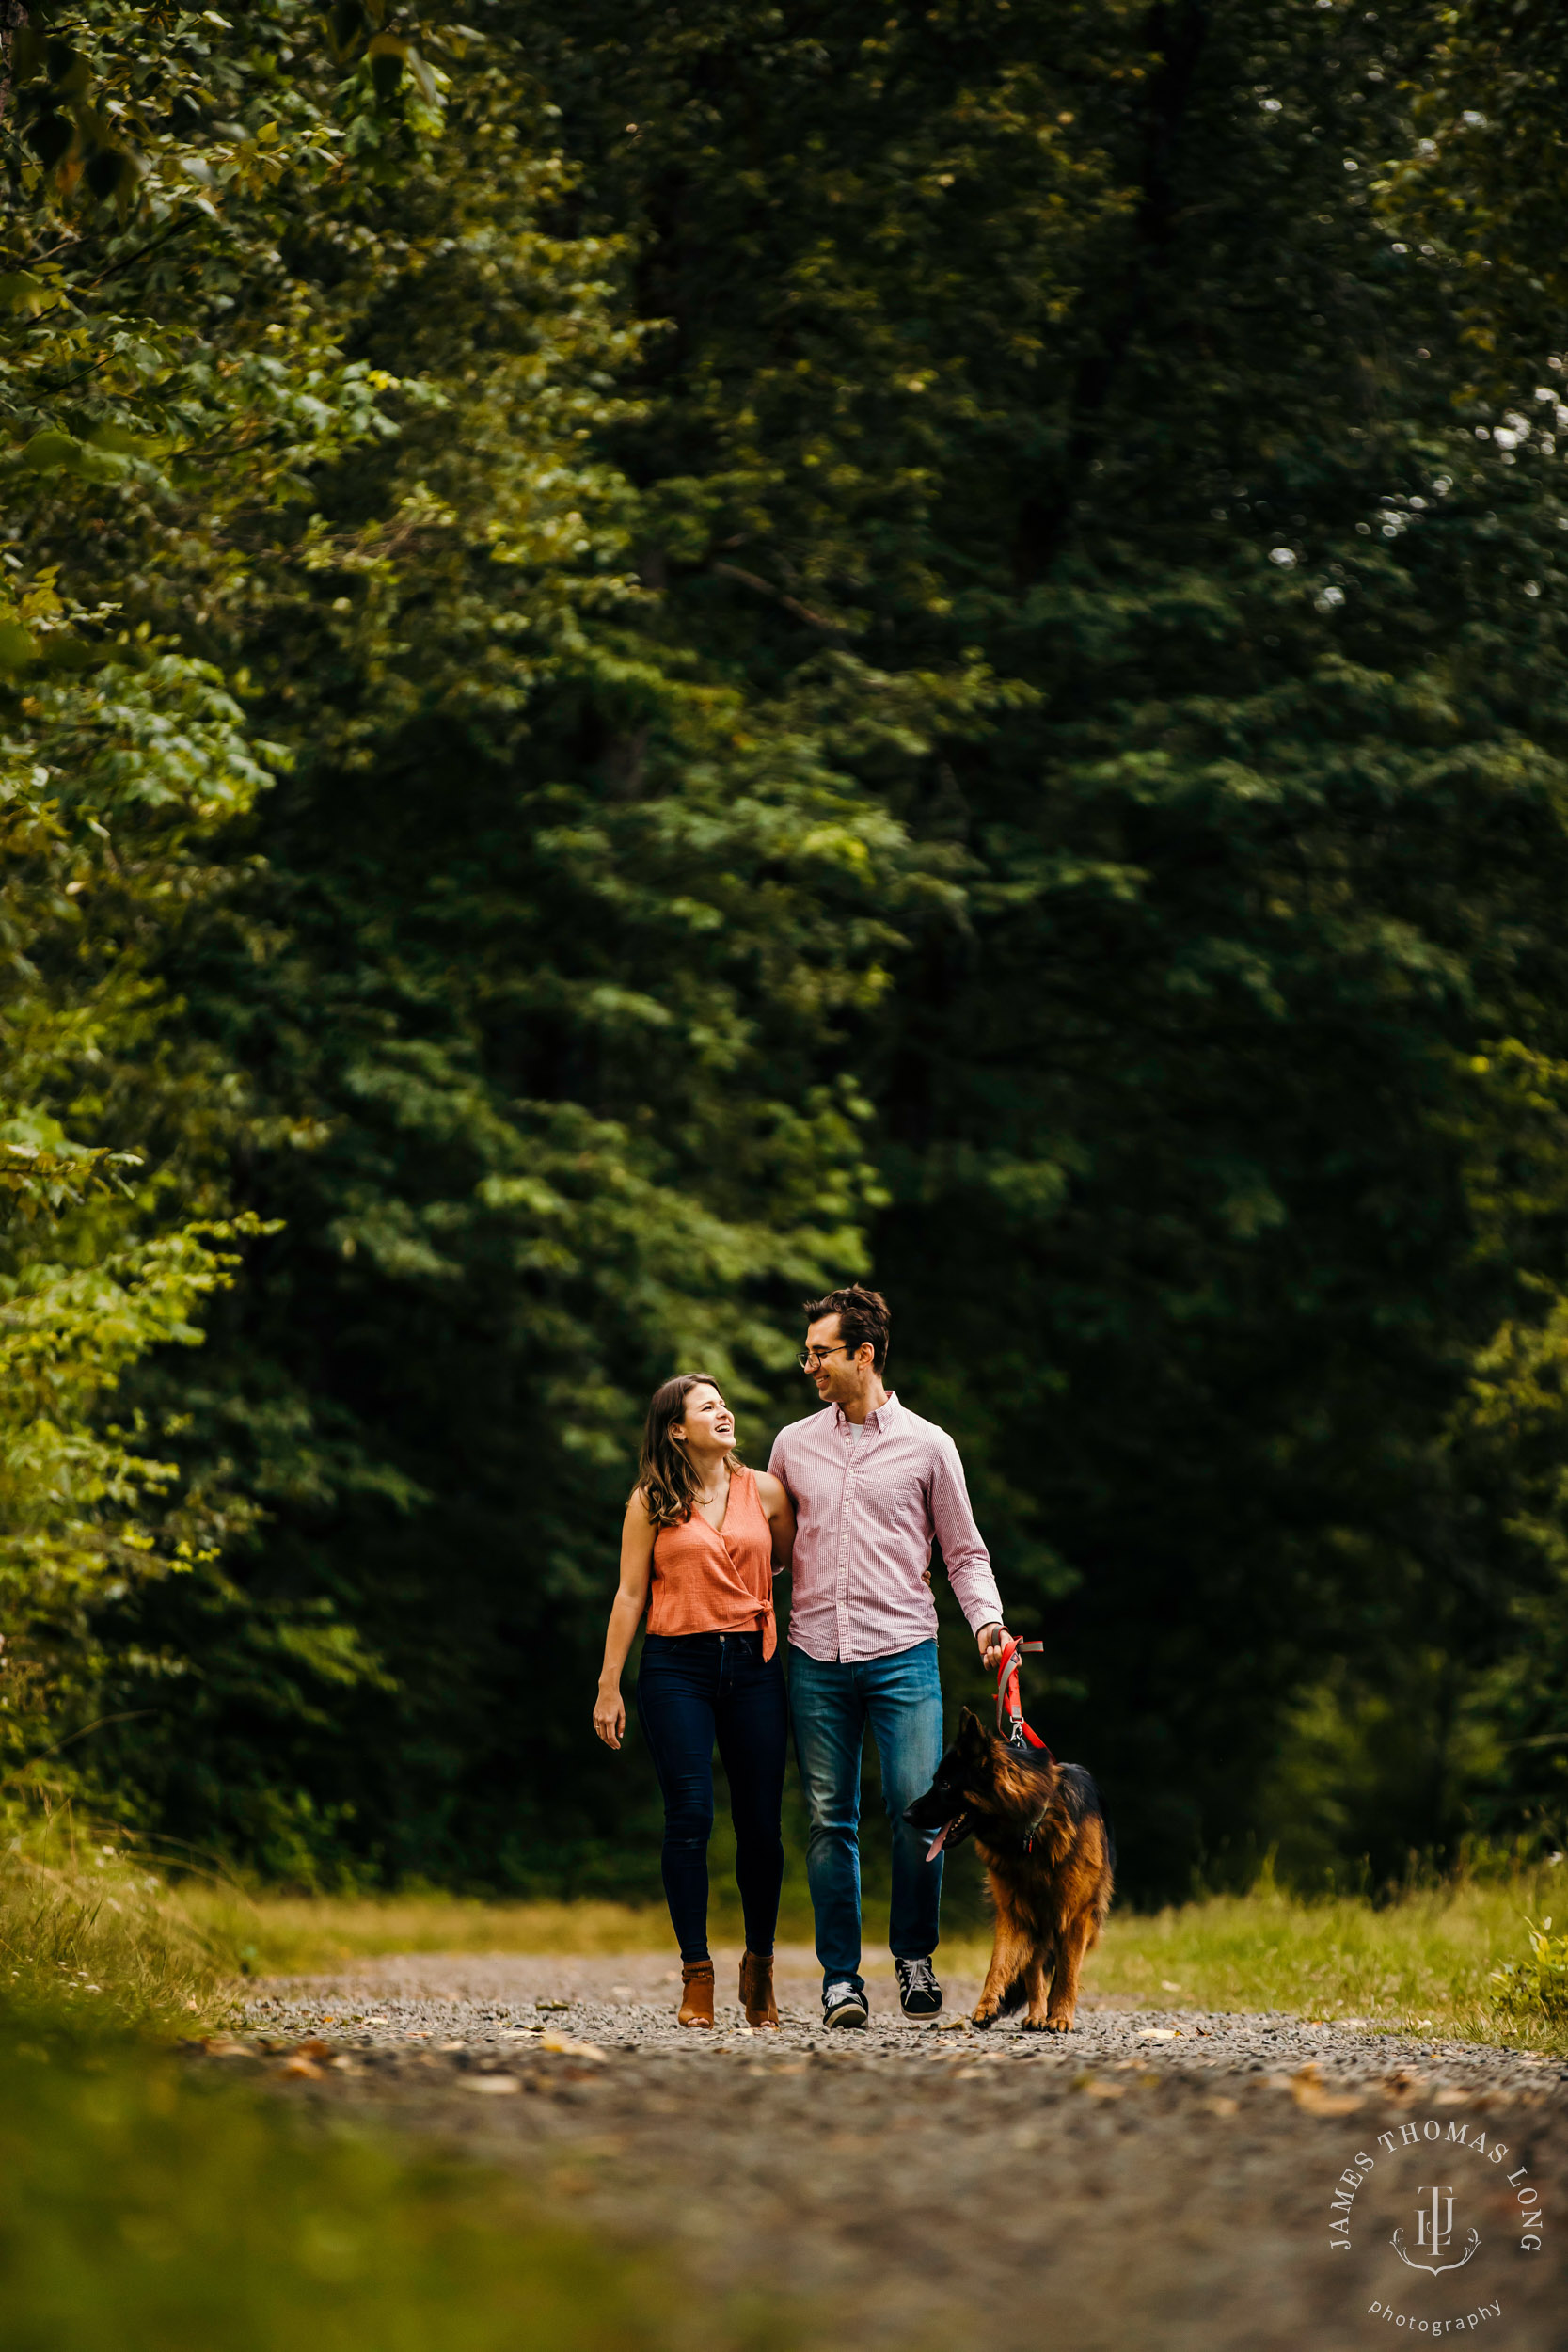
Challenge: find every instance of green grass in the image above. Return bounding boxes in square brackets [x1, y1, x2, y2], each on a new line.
[0, 1826, 223, 2037]
[1053, 1868, 1568, 2055]
[0, 1819, 785, 2352]
[170, 1860, 1568, 2058]
[6, 1806, 1568, 2352]
[0, 2039, 757, 2352]
[0, 1820, 1565, 2349]
[187, 1889, 683, 1974]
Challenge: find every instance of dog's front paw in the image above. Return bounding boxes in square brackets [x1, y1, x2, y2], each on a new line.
[971, 2008, 997, 2031]
[1020, 2017, 1051, 2033]
[1042, 2015, 1073, 2034]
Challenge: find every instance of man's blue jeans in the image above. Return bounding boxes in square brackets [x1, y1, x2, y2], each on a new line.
[788, 1640, 944, 1990]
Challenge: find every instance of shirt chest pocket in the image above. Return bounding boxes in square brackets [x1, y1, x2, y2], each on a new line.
[847, 1462, 918, 1523]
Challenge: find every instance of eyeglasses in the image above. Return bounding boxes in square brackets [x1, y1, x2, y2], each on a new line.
[798, 1344, 852, 1371]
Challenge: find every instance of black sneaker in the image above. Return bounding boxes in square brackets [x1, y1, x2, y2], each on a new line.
[822, 1979, 869, 2029]
[895, 1957, 942, 2018]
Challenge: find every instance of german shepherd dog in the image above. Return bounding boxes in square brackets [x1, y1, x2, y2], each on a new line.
[905, 1708, 1115, 2032]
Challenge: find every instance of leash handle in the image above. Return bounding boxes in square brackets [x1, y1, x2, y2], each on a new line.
[995, 1635, 1053, 1759]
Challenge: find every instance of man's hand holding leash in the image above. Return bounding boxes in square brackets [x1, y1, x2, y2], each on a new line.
[977, 1621, 1009, 1672]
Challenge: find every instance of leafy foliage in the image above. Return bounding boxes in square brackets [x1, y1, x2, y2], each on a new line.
[0, 4, 439, 1757]
[491, 0, 1568, 1890]
[1489, 1915, 1568, 2026]
[6, 1, 1568, 1900]
[7, 3, 928, 1882]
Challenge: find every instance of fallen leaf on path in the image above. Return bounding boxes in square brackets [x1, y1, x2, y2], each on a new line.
[279, 2056, 324, 2080]
[464, 2074, 520, 2095]
[1289, 2065, 1362, 2116]
[540, 2034, 607, 2062]
[199, 2037, 250, 2058]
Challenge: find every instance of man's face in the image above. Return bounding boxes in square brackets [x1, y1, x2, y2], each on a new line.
[803, 1313, 866, 1406]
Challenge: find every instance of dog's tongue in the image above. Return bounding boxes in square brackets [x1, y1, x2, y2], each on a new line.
[925, 1820, 955, 1860]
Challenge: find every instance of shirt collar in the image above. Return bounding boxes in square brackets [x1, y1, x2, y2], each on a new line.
[834, 1391, 898, 1437]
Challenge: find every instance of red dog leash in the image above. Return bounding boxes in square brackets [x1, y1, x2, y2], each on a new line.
[995, 1635, 1055, 1762]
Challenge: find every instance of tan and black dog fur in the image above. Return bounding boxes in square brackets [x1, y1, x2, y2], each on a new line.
[905, 1707, 1114, 2032]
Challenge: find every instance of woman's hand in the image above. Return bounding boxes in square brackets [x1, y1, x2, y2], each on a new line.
[594, 1682, 626, 1751]
[756, 1468, 796, 1571]
[594, 1495, 654, 1750]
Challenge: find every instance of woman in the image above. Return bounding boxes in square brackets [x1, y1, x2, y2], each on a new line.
[593, 1373, 795, 2029]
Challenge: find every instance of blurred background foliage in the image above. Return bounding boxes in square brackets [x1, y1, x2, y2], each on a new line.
[6, 0, 1568, 1904]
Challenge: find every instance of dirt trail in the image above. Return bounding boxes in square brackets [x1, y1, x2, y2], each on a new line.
[226, 1947, 1568, 2351]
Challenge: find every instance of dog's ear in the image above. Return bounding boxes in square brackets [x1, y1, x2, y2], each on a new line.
[956, 1707, 986, 1752]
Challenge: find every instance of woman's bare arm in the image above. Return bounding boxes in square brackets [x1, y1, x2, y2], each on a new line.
[754, 1468, 796, 1573]
[593, 1492, 656, 1751]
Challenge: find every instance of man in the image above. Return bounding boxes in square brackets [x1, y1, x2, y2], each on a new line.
[768, 1284, 1008, 2028]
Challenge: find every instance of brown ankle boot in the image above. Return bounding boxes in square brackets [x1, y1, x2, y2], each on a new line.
[739, 1949, 778, 2030]
[678, 1960, 715, 2028]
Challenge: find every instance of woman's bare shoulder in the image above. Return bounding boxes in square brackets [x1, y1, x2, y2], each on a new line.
[625, 1485, 656, 1527]
[752, 1467, 789, 1514]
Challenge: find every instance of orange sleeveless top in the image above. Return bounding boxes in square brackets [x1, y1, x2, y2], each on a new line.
[646, 1466, 776, 1660]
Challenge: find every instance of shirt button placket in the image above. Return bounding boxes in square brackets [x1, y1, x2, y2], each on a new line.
[838, 1446, 854, 1661]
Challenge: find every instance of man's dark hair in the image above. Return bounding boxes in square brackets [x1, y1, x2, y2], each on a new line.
[803, 1284, 892, 1375]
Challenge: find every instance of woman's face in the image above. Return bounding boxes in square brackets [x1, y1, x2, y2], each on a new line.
[672, 1382, 735, 1455]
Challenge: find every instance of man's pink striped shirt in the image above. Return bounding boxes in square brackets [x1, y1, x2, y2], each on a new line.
[767, 1392, 1003, 1663]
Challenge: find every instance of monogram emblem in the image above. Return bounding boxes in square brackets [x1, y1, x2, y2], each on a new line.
[1390, 2185, 1481, 2278]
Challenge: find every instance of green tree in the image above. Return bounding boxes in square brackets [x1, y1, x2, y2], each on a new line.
[0, 3, 442, 1787]
[40, 0, 1568, 1899]
[495, 0, 1568, 1892]
[70, 8, 942, 1882]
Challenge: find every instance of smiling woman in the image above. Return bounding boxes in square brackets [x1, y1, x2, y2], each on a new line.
[593, 1377, 797, 2031]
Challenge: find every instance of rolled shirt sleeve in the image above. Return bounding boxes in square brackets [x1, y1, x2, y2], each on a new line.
[927, 1434, 1004, 1635]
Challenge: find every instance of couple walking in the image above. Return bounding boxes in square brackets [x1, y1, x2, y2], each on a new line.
[593, 1285, 1009, 2030]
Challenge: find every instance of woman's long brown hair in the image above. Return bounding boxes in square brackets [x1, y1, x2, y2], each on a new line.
[636, 1373, 743, 1532]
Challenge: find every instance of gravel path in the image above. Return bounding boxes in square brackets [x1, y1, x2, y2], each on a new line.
[216, 1946, 1568, 2351]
